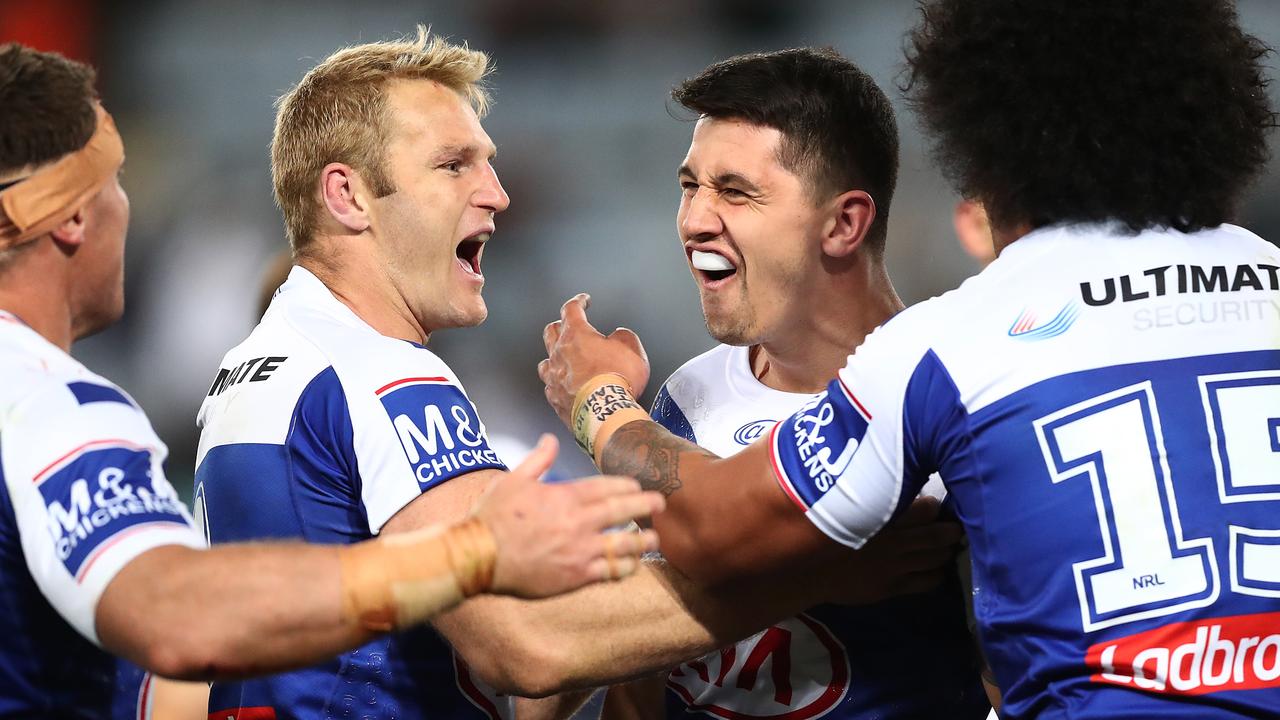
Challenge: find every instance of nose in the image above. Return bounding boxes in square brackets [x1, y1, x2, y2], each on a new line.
[477, 162, 510, 214]
[679, 187, 723, 241]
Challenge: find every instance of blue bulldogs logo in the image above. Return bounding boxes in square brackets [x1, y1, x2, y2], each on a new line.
[377, 378, 505, 488]
[38, 445, 189, 579]
[774, 387, 871, 508]
[734, 419, 775, 446]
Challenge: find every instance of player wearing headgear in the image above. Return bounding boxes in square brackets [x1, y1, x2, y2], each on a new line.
[541, 1, 1280, 718]
[195, 27, 968, 720]
[601, 48, 988, 719]
[0, 42, 665, 719]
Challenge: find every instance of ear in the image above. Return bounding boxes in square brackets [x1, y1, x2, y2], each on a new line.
[953, 200, 995, 265]
[320, 162, 372, 234]
[820, 189, 876, 258]
[49, 208, 88, 252]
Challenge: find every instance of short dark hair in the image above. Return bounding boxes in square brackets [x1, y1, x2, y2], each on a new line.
[0, 44, 98, 177]
[673, 47, 900, 252]
[904, 0, 1277, 234]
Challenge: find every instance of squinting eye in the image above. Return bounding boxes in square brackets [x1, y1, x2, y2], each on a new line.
[722, 188, 747, 199]
[680, 181, 698, 192]
[441, 161, 462, 173]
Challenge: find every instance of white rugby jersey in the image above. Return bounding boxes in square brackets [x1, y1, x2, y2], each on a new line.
[769, 223, 1280, 718]
[195, 266, 510, 719]
[651, 344, 988, 719]
[0, 311, 201, 717]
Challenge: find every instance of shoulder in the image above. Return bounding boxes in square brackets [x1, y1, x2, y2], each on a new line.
[657, 344, 736, 406]
[0, 350, 160, 472]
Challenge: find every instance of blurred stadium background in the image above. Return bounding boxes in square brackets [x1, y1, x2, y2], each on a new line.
[5, 0, 1279, 499]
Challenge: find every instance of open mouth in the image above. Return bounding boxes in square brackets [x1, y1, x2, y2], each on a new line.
[690, 249, 738, 284]
[456, 232, 490, 278]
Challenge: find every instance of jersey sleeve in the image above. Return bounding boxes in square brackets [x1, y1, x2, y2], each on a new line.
[356, 374, 507, 533]
[1, 380, 203, 645]
[768, 323, 963, 549]
[650, 379, 697, 443]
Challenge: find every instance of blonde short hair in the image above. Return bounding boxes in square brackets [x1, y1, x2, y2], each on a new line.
[271, 26, 491, 251]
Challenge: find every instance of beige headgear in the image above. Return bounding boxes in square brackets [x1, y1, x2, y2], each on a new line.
[0, 103, 124, 250]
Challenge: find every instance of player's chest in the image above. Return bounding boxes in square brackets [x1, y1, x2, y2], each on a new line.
[690, 400, 801, 457]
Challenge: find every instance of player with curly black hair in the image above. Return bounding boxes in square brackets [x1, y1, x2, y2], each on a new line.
[541, 2, 1280, 717]
[903, 0, 1275, 237]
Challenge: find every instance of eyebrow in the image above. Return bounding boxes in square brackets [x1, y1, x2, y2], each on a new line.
[676, 164, 761, 193]
[436, 143, 498, 160]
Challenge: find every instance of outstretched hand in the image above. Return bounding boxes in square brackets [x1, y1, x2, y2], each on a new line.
[538, 294, 650, 427]
[474, 434, 664, 598]
[823, 495, 965, 605]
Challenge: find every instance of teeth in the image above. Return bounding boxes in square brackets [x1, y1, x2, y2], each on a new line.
[691, 250, 734, 272]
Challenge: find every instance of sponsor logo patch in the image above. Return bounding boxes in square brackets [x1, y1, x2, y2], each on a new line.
[1086, 612, 1280, 695]
[734, 419, 775, 446]
[377, 377, 504, 488]
[37, 443, 189, 580]
[770, 383, 870, 509]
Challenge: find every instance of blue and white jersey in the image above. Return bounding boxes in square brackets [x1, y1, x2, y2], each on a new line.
[771, 223, 1280, 718]
[0, 311, 202, 718]
[195, 266, 509, 719]
[652, 344, 988, 719]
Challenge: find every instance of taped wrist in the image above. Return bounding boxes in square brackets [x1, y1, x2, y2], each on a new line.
[338, 517, 497, 632]
[571, 373, 651, 466]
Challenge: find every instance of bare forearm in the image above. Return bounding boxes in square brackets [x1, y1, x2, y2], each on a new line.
[600, 420, 831, 585]
[449, 558, 830, 696]
[97, 544, 373, 680]
[514, 691, 594, 720]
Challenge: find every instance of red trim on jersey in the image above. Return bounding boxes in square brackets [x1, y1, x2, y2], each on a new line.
[768, 422, 809, 511]
[374, 376, 450, 395]
[453, 654, 502, 719]
[75, 522, 189, 583]
[31, 438, 149, 484]
[835, 377, 872, 421]
[207, 707, 277, 720]
[135, 672, 152, 720]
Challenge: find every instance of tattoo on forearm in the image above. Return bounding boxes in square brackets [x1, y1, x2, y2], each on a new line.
[600, 422, 715, 497]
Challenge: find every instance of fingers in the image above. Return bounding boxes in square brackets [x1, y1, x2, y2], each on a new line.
[588, 529, 659, 580]
[888, 568, 946, 596]
[897, 543, 960, 573]
[877, 520, 964, 554]
[542, 320, 561, 354]
[570, 475, 641, 502]
[509, 434, 558, 482]
[608, 327, 647, 361]
[559, 293, 597, 333]
[895, 495, 942, 527]
[585, 489, 667, 529]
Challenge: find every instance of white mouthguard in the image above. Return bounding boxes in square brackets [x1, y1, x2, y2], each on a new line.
[691, 250, 735, 272]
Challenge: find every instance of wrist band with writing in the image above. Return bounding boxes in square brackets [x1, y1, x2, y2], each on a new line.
[338, 517, 497, 632]
[571, 373, 651, 466]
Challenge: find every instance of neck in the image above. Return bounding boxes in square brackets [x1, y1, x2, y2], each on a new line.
[992, 220, 1034, 256]
[299, 241, 430, 345]
[0, 241, 75, 351]
[751, 259, 903, 394]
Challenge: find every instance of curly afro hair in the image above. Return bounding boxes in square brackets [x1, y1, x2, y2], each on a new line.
[903, 0, 1277, 234]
